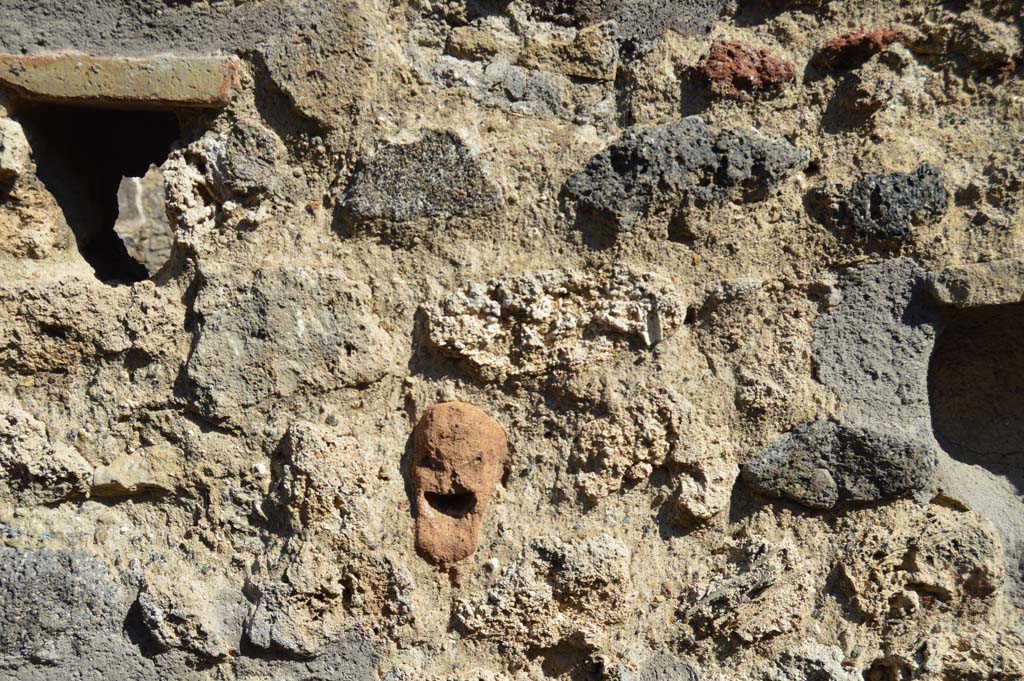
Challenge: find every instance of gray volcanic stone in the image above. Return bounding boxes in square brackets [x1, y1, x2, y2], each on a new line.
[625, 652, 700, 680]
[232, 632, 379, 680]
[742, 420, 937, 509]
[0, 547, 169, 681]
[528, 0, 728, 46]
[0, 548, 380, 680]
[811, 258, 937, 434]
[761, 644, 860, 681]
[0, 548, 130, 661]
[342, 130, 501, 223]
[840, 163, 947, 242]
[564, 116, 807, 233]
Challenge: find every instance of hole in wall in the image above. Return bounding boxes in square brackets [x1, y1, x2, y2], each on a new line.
[863, 657, 912, 681]
[424, 491, 476, 518]
[928, 302, 1024, 493]
[14, 103, 181, 284]
[667, 211, 697, 245]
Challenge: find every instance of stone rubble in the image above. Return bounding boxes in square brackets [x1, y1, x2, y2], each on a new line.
[564, 116, 808, 234]
[742, 419, 938, 510]
[0, 0, 1021, 679]
[422, 267, 685, 380]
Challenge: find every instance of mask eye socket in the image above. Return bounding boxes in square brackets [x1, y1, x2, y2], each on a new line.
[417, 452, 446, 471]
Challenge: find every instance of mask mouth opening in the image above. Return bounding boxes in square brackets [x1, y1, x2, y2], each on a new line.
[928, 301, 1024, 492]
[424, 491, 477, 519]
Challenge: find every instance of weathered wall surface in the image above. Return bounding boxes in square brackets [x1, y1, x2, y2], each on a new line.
[0, 1, 1022, 679]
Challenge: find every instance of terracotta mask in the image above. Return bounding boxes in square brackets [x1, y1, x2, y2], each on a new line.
[410, 402, 507, 564]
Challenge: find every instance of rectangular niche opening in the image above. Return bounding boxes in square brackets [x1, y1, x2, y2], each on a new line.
[928, 301, 1024, 493]
[0, 52, 240, 284]
[14, 102, 181, 283]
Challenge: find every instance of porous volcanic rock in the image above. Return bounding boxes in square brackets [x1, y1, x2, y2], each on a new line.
[1, 0, 1023, 678]
[839, 163, 948, 243]
[814, 28, 908, 69]
[695, 39, 797, 101]
[564, 116, 807, 233]
[527, 0, 729, 46]
[342, 130, 502, 225]
[743, 420, 937, 510]
[0, 118, 29, 182]
[422, 267, 685, 380]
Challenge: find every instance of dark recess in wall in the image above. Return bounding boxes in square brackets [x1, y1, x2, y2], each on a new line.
[929, 302, 1024, 494]
[14, 103, 180, 283]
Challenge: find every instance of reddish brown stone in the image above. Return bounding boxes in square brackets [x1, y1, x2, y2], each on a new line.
[410, 402, 508, 564]
[695, 40, 796, 101]
[814, 28, 906, 69]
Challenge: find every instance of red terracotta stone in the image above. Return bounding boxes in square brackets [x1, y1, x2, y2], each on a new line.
[815, 28, 906, 69]
[410, 402, 508, 564]
[695, 40, 796, 101]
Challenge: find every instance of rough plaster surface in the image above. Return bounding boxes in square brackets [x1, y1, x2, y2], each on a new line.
[0, 0, 1023, 679]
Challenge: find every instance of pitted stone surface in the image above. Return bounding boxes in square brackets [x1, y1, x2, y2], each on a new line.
[0, 547, 167, 680]
[814, 28, 908, 69]
[0, 548, 129, 659]
[342, 130, 502, 224]
[742, 420, 937, 510]
[0, 118, 29, 181]
[422, 267, 684, 380]
[527, 0, 728, 45]
[811, 258, 937, 435]
[0, 1, 1022, 679]
[695, 40, 797, 101]
[839, 164, 947, 242]
[564, 116, 807, 233]
[0, 399, 92, 505]
[569, 387, 736, 522]
[454, 535, 632, 652]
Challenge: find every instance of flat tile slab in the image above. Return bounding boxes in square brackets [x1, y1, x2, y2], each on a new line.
[0, 52, 241, 107]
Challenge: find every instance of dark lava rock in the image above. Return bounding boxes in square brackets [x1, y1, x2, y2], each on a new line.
[840, 163, 947, 242]
[528, 0, 728, 46]
[742, 420, 937, 510]
[342, 130, 501, 223]
[564, 116, 807, 233]
[696, 39, 797, 101]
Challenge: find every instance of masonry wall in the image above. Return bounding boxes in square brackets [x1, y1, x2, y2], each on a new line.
[0, 1, 1022, 679]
